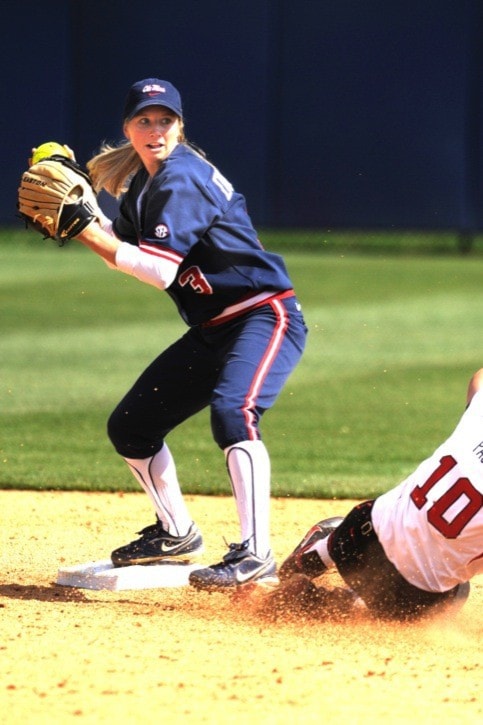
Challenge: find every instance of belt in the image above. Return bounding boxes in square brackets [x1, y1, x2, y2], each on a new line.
[201, 289, 295, 328]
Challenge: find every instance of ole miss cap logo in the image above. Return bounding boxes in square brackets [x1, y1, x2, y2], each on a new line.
[123, 78, 183, 120]
[142, 83, 166, 96]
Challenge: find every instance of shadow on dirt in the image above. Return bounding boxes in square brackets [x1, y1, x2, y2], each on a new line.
[0, 583, 92, 603]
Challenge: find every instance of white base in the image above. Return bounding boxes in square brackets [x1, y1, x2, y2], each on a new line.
[56, 559, 203, 591]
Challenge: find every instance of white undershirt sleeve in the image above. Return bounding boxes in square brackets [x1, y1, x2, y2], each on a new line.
[98, 218, 118, 269]
[100, 217, 114, 236]
[114, 241, 179, 290]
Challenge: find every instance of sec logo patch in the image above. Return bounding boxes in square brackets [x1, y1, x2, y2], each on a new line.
[155, 224, 170, 239]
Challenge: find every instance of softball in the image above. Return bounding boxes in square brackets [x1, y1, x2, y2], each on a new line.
[30, 141, 71, 166]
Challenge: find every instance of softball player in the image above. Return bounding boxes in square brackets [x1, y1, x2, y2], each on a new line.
[73, 78, 307, 590]
[278, 369, 483, 619]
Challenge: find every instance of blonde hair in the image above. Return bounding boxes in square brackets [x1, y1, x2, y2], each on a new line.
[87, 142, 141, 198]
[87, 118, 187, 198]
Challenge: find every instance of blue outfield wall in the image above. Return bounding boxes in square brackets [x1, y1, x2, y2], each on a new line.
[2, 0, 483, 231]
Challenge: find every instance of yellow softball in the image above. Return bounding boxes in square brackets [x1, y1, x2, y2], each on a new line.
[30, 141, 71, 166]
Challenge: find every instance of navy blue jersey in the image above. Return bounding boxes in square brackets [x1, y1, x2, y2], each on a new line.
[113, 144, 294, 326]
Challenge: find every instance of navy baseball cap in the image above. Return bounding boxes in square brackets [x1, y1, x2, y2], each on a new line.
[123, 78, 183, 120]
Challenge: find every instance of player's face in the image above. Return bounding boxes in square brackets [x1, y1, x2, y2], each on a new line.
[124, 106, 182, 175]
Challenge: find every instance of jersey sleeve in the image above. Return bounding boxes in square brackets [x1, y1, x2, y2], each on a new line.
[112, 194, 139, 244]
[141, 151, 233, 255]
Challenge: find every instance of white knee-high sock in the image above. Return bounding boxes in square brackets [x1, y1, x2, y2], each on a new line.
[124, 444, 193, 537]
[313, 537, 336, 569]
[224, 440, 271, 559]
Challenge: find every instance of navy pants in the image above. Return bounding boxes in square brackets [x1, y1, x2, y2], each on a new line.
[107, 295, 307, 457]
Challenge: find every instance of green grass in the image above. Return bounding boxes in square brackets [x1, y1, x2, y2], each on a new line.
[2, 228, 483, 498]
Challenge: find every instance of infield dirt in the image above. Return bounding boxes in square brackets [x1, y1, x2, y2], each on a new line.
[1, 490, 482, 724]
